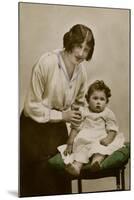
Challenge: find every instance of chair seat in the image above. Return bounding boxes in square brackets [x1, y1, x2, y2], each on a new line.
[77, 165, 125, 179]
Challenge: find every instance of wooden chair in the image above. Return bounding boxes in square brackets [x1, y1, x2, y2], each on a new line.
[73, 162, 129, 193]
[48, 142, 130, 193]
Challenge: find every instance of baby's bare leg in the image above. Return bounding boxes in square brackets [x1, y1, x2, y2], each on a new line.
[90, 153, 106, 171]
[91, 153, 106, 164]
[65, 161, 83, 176]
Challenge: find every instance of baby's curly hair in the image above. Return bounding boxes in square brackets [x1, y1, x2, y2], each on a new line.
[85, 80, 111, 103]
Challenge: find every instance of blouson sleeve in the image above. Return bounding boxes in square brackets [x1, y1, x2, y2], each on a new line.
[24, 55, 62, 123]
[105, 108, 119, 133]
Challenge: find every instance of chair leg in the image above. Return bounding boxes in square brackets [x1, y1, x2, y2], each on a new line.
[121, 168, 125, 190]
[116, 171, 121, 190]
[78, 179, 82, 193]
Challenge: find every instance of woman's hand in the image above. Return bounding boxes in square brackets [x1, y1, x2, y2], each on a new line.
[62, 110, 82, 125]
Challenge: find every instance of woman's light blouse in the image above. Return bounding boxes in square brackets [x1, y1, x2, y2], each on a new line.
[24, 50, 88, 123]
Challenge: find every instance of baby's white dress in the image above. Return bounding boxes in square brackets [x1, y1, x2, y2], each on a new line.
[58, 107, 125, 164]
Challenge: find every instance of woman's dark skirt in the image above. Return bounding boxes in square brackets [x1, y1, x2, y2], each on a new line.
[19, 111, 71, 197]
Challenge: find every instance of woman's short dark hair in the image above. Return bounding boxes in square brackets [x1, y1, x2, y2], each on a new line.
[85, 80, 111, 103]
[63, 24, 95, 61]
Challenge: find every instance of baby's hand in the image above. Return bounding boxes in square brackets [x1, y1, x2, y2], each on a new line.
[100, 138, 109, 146]
[64, 144, 73, 156]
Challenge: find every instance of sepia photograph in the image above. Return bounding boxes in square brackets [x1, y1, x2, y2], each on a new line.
[19, 2, 130, 198]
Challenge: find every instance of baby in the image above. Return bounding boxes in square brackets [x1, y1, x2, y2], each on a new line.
[58, 80, 125, 176]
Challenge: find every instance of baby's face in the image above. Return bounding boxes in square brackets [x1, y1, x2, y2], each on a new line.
[88, 90, 107, 113]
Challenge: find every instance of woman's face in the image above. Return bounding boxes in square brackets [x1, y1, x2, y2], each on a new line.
[68, 41, 90, 65]
[88, 90, 107, 113]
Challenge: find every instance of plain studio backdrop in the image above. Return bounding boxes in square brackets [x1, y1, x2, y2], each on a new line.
[19, 3, 130, 192]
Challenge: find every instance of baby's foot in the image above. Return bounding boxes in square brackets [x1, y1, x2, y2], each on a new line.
[65, 163, 81, 176]
[90, 154, 105, 172]
[90, 161, 101, 172]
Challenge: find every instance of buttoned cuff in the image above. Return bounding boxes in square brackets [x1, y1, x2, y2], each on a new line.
[49, 110, 62, 121]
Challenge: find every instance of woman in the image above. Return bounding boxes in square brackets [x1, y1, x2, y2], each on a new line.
[19, 24, 95, 197]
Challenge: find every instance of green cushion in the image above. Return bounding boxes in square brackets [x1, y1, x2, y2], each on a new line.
[48, 153, 65, 171]
[48, 143, 130, 171]
[101, 142, 130, 169]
